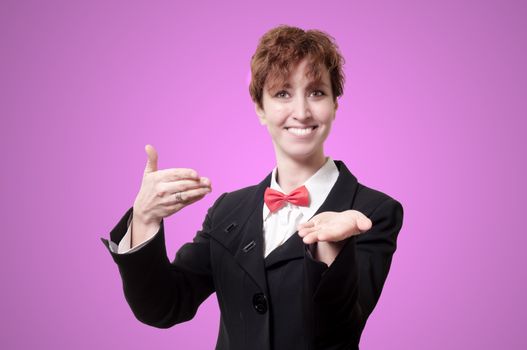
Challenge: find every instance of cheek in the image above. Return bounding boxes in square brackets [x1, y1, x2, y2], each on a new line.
[313, 106, 336, 122]
[268, 106, 290, 124]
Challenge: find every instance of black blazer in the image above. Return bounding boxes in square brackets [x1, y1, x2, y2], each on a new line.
[101, 160, 404, 350]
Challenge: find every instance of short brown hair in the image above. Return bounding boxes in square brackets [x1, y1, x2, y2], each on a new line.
[249, 25, 345, 109]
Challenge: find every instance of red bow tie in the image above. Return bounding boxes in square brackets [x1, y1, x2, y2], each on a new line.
[264, 185, 310, 213]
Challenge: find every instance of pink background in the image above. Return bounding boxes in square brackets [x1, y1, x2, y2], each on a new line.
[1, 0, 526, 349]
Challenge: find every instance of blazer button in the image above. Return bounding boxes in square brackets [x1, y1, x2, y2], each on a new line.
[252, 293, 268, 314]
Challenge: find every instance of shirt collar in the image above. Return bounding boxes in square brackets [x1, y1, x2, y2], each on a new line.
[263, 157, 339, 220]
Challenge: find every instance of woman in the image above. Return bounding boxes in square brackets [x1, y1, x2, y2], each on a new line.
[102, 25, 404, 350]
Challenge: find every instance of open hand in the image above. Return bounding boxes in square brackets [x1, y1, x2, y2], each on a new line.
[132, 144, 212, 227]
[297, 210, 372, 244]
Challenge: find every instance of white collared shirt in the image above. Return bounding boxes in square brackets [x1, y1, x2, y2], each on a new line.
[262, 157, 339, 257]
[110, 157, 339, 255]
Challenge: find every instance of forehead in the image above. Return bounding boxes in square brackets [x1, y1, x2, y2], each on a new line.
[265, 59, 329, 91]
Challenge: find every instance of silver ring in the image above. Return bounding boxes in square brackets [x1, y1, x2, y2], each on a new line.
[174, 192, 183, 203]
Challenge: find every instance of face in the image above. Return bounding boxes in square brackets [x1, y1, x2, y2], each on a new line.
[255, 58, 338, 163]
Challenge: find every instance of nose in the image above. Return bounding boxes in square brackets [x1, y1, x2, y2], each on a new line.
[292, 95, 312, 121]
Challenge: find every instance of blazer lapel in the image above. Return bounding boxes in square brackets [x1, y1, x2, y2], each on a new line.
[314, 160, 360, 216]
[207, 172, 272, 292]
[264, 160, 360, 269]
[233, 197, 268, 291]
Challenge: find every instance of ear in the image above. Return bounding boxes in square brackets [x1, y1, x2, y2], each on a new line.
[255, 103, 267, 125]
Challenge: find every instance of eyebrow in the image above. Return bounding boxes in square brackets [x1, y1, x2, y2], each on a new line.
[275, 81, 330, 90]
[306, 81, 330, 89]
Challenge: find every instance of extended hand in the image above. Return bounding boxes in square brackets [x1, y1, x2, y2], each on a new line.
[297, 210, 372, 244]
[130, 144, 213, 247]
[133, 144, 212, 226]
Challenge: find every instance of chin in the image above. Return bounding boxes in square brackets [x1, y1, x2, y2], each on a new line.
[282, 149, 323, 162]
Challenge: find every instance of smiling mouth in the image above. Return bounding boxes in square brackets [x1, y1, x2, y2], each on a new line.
[284, 126, 318, 136]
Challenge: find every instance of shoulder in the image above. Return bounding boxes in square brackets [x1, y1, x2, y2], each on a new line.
[353, 181, 403, 219]
[223, 183, 260, 202]
[213, 183, 262, 211]
[353, 182, 404, 254]
[335, 160, 402, 216]
[206, 183, 263, 226]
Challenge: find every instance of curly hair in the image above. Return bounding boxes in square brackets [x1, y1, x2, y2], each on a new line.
[249, 25, 345, 109]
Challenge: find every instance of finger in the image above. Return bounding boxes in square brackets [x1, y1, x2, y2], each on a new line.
[144, 144, 158, 174]
[159, 178, 211, 196]
[198, 176, 211, 186]
[302, 231, 320, 244]
[316, 230, 342, 242]
[180, 190, 208, 206]
[297, 221, 315, 230]
[165, 186, 211, 206]
[166, 190, 208, 212]
[156, 168, 200, 182]
[297, 226, 317, 237]
[357, 216, 373, 232]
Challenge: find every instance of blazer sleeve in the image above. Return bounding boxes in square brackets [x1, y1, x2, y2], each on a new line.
[302, 197, 404, 345]
[303, 233, 360, 345]
[355, 197, 404, 324]
[100, 193, 227, 328]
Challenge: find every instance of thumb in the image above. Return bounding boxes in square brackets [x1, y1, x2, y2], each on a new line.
[144, 144, 158, 174]
[357, 214, 373, 232]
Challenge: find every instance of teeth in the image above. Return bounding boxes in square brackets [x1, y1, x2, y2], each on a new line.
[287, 127, 315, 135]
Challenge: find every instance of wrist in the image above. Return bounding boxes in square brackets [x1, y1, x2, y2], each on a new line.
[132, 207, 159, 226]
[314, 240, 346, 266]
[131, 210, 160, 248]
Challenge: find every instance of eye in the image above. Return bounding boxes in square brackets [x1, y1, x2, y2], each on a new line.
[274, 90, 290, 98]
[310, 90, 325, 97]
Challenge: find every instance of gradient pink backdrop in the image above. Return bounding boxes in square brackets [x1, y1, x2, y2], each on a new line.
[1, 0, 526, 349]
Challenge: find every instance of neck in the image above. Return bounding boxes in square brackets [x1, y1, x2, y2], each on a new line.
[275, 150, 327, 194]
